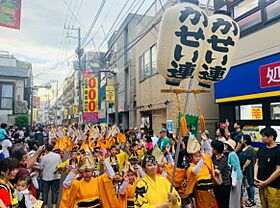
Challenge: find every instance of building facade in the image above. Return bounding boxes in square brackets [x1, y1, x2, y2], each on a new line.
[214, 0, 280, 145]
[0, 51, 32, 125]
[134, 0, 218, 134]
[106, 14, 143, 130]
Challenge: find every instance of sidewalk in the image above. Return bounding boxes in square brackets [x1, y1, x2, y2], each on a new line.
[243, 187, 261, 207]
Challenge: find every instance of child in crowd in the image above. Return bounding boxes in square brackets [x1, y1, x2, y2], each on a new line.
[16, 176, 36, 208]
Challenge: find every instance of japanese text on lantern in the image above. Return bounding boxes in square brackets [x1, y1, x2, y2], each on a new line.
[168, 6, 208, 80]
[198, 17, 239, 82]
[84, 77, 98, 112]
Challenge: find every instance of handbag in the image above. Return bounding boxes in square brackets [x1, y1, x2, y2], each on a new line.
[214, 172, 223, 185]
[231, 168, 237, 187]
[205, 161, 223, 185]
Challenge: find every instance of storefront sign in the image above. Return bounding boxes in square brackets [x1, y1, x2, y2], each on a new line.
[73, 105, 78, 115]
[84, 77, 98, 113]
[251, 108, 263, 120]
[215, 53, 280, 103]
[243, 126, 261, 143]
[63, 109, 68, 119]
[0, 0, 21, 29]
[260, 61, 280, 88]
[106, 86, 115, 103]
[33, 96, 40, 108]
[83, 72, 98, 123]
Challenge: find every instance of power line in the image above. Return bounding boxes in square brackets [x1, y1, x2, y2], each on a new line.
[102, 0, 148, 56]
[93, 0, 140, 51]
[56, 0, 74, 62]
[61, 0, 85, 61]
[104, 0, 175, 59]
[82, 0, 135, 49]
[68, 0, 78, 27]
[81, 0, 107, 47]
[34, 54, 76, 78]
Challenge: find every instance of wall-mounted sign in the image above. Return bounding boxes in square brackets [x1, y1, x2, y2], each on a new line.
[260, 61, 280, 88]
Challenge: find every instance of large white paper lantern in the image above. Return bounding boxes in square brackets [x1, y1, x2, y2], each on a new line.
[196, 10, 240, 88]
[157, 0, 208, 86]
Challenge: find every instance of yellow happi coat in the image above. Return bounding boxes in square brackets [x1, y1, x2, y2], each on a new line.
[66, 173, 119, 208]
[134, 175, 181, 208]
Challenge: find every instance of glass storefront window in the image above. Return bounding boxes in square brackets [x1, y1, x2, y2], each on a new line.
[240, 104, 263, 120]
[270, 102, 280, 119]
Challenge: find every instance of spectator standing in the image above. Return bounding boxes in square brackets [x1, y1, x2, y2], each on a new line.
[0, 123, 8, 142]
[0, 158, 20, 207]
[41, 144, 62, 208]
[0, 137, 12, 158]
[216, 128, 227, 143]
[225, 139, 243, 208]
[157, 129, 170, 153]
[239, 135, 255, 207]
[254, 127, 280, 208]
[211, 140, 231, 208]
[232, 121, 245, 153]
[35, 127, 44, 147]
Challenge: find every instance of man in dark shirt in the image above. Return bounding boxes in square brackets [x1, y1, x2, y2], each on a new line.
[231, 121, 244, 153]
[254, 127, 280, 208]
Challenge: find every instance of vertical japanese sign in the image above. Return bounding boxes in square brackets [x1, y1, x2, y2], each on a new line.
[33, 96, 40, 108]
[83, 74, 98, 123]
[260, 61, 280, 88]
[0, 0, 21, 29]
[157, 1, 208, 86]
[73, 105, 79, 115]
[106, 85, 115, 103]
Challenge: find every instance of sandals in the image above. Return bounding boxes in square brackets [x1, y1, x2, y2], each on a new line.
[244, 199, 256, 207]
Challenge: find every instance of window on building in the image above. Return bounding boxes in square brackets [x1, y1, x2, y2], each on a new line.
[237, 10, 262, 31]
[235, 105, 240, 120]
[0, 84, 13, 109]
[239, 104, 263, 120]
[228, 0, 280, 36]
[151, 45, 157, 75]
[234, 0, 259, 18]
[270, 102, 280, 119]
[139, 55, 144, 81]
[144, 49, 150, 78]
[266, 0, 280, 20]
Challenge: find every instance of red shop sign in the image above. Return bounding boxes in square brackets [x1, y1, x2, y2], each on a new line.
[260, 61, 280, 88]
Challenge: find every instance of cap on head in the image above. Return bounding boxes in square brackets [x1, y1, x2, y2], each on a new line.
[159, 128, 167, 134]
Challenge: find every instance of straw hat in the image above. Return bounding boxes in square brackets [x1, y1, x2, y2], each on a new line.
[225, 139, 236, 151]
[187, 134, 201, 154]
[78, 151, 94, 172]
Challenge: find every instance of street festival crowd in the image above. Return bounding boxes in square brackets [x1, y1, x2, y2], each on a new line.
[0, 121, 279, 208]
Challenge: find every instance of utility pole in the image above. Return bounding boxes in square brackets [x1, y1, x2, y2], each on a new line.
[114, 73, 119, 126]
[65, 26, 83, 124]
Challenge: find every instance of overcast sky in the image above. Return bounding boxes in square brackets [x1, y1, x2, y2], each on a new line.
[0, 0, 154, 99]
